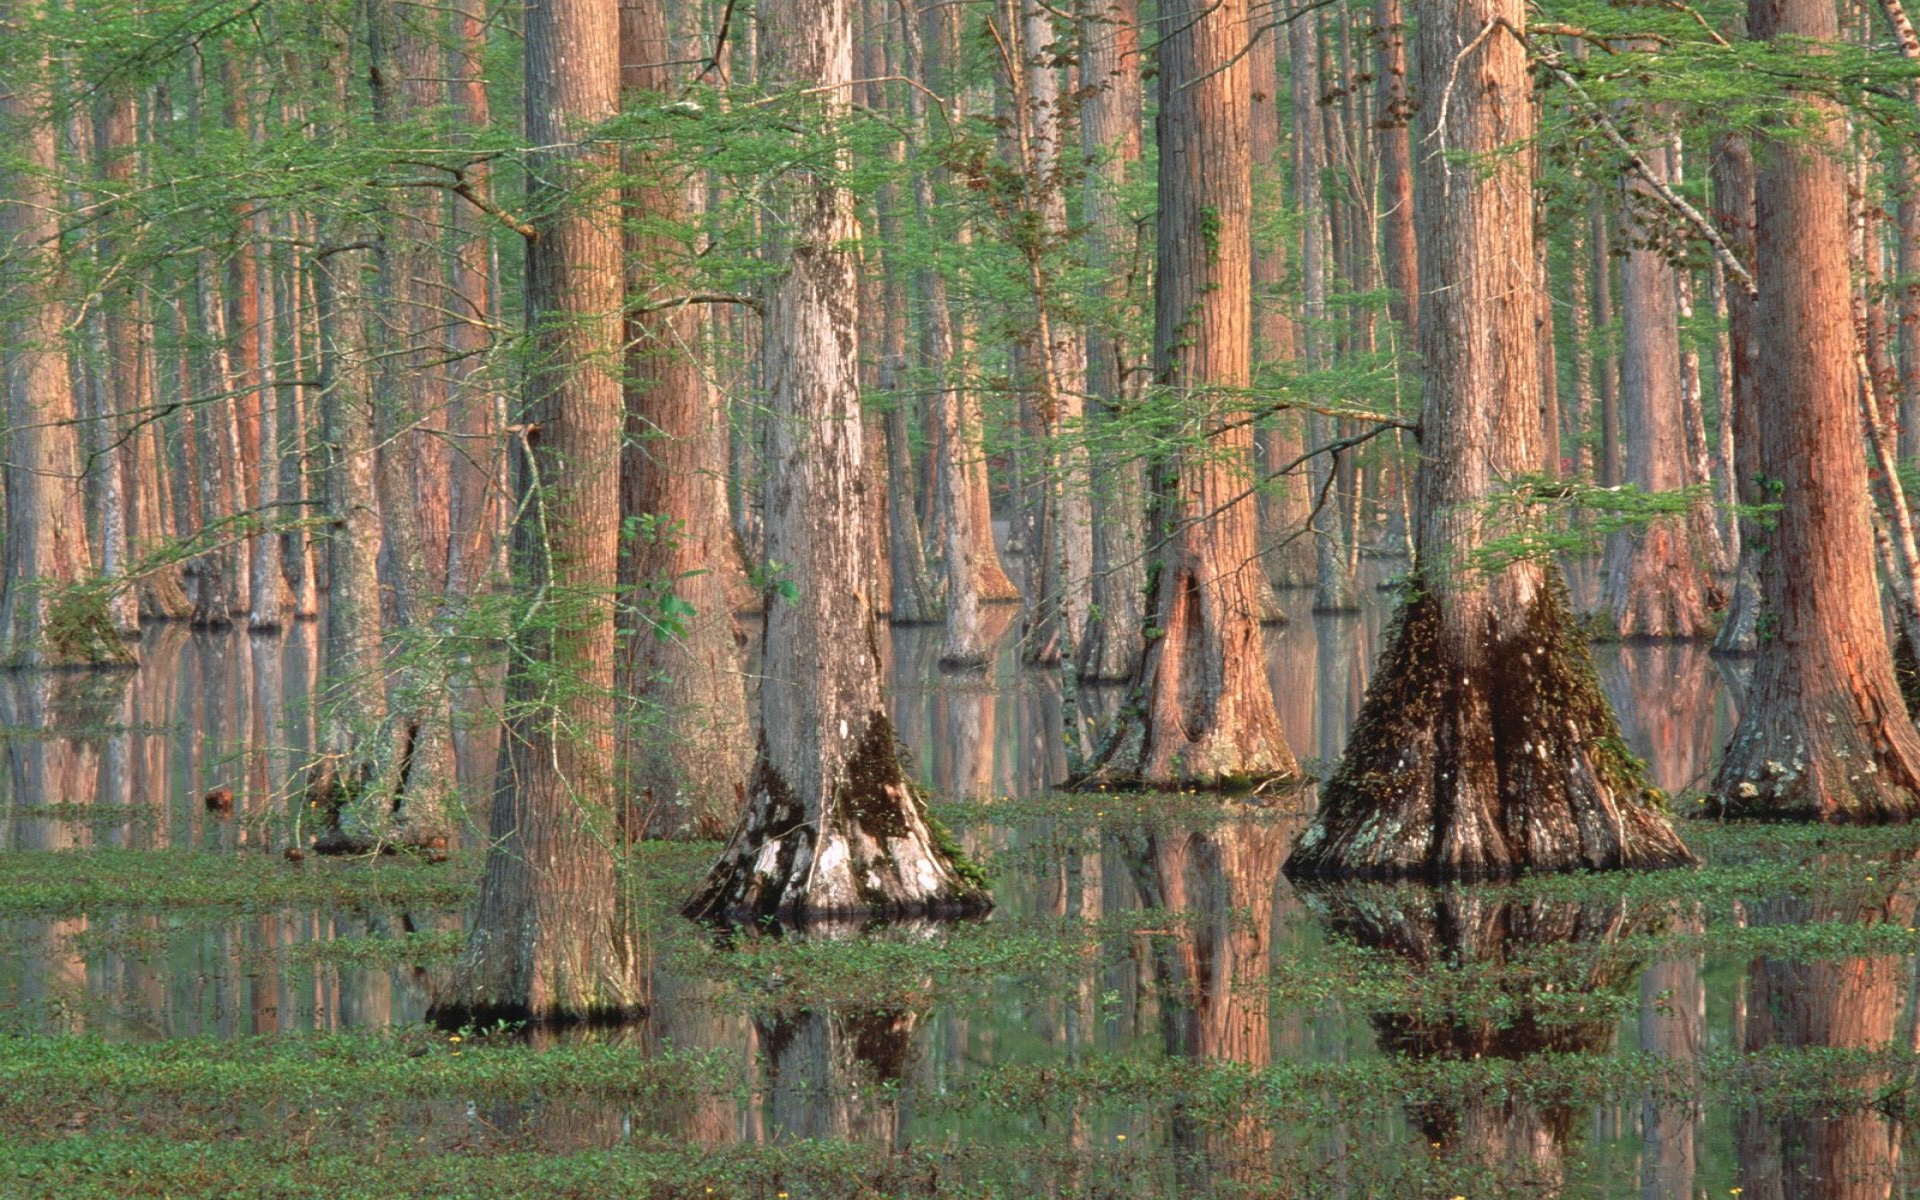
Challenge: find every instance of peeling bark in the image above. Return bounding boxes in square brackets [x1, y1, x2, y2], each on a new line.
[683, 0, 989, 923]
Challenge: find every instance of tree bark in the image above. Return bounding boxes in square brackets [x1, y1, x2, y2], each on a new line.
[445, 0, 503, 605]
[1296, 10, 1359, 614]
[1710, 127, 1763, 655]
[1707, 0, 1920, 820]
[682, 0, 989, 923]
[434, 0, 641, 1024]
[901, 0, 1021, 669]
[1007, 0, 1091, 668]
[618, 0, 751, 841]
[866, 0, 940, 627]
[92, 88, 169, 632]
[1251, 16, 1317, 592]
[1600, 102, 1715, 640]
[1076, 0, 1298, 788]
[1374, 0, 1418, 344]
[1287, 0, 1693, 879]
[1076, 0, 1148, 682]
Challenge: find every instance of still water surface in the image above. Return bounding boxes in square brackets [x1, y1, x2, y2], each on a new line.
[6, 586, 1910, 1197]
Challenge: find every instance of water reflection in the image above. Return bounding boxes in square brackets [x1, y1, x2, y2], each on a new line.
[13, 603, 1906, 1197]
[1733, 871, 1917, 1200]
[1119, 814, 1295, 1190]
[1305, 885, 1655, 1197]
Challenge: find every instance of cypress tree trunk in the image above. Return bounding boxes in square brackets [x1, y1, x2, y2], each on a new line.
[682, 0, 989, 923]
[1076, 0, 1148, 683]
[618, 0, 751, 840]
[1250, 14, 1315, 592]
[1599, 105, 1715, 639]
[445, 0, 502, 603]
[303, 238, 391, 844]
[1010, 0, 1091, 668]
[1295, 11, 1358, 614]
[1375, 0, 1418, 344]
[1710, 126, 1762, 655]
[900, 0, 1021, 668]
[434, 0, 641, 1024]
[1707, 0, 1920, 820]
[866, 0, 940, 627]
[92, 88, 160, 634]
[1076, 0, 1298, 788]
[1287, 0, 1692, 879]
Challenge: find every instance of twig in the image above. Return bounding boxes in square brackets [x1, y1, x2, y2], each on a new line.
[1536, 45, 1758, 296]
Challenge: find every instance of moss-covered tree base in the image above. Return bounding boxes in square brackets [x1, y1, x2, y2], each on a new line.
[1285, 582, 1697, 880]
[681, 712, 993, 925]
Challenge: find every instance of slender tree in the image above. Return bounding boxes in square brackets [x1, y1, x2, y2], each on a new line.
[1598, 93, 1715, 639]
[1077, 0, 1298, 787]
[0, 0, 129, 667]
[682, 0, 989, 922]
[1250, 18, 1317, 593]
[618, 0, 751, 839]
[1076, 0, 1148, 683]
[435, 0, 641, 1023]
[1287, 0, 1692, 878]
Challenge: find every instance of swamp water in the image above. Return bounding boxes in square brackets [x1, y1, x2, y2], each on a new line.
[3, 592, 1918, 1198]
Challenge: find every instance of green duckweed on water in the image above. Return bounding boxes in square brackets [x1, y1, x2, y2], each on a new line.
[5, 804, 1920, 1197]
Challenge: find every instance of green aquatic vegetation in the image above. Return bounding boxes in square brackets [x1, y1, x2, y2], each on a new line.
[0, 1030, 730, 1122]
[0, 802, 163, 826]
[0, 849, 482, 915]
[660, 913, 1137, 1015]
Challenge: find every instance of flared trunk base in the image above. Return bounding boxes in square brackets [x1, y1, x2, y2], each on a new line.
[1287, 582, 1696, 880]
[682, 712, 993, 925]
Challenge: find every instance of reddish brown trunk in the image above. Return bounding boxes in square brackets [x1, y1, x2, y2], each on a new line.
[434, 0, 640, 1023]
[1600, 102, 1714, 639]
[0, 2, 126, 666]
[97, 90, 191, 623]
[1288, 0, 1691, 879]
[1374, 0, 1418, 343]
[618, 0, 751, 840]
[1078, 0, 1296, 787]
[1708, 0, 1920, 820]
[1250, 12, 1315, 592]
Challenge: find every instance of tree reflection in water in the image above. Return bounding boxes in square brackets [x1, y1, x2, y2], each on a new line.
[1120, 813, 1293, 1191]
[1734, 869, 1917, 1200]
[1304, 884, 1654, 1197]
